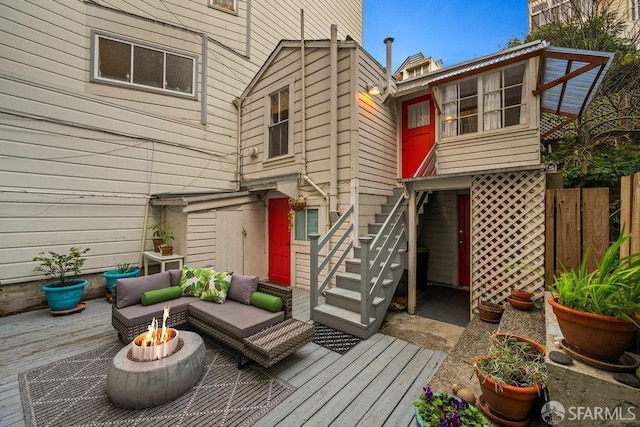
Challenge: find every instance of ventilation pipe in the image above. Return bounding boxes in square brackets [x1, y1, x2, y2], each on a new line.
[329, 24, 338, 216]
[384, 37, 394, 98]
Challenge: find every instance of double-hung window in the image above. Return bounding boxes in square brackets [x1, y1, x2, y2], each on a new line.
[92, 32, 196, 98]
[208, 0, 236, 13]
[268, 88, 289, 158]
[294, 208, 319, 241]
[441, 63, 526, 137]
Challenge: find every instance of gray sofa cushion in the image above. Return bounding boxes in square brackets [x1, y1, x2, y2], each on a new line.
[168, 269, 182, 287]
[188, 300, 284, 338]
[115, 271, 171, 309]
[227, 273, 259, 305]
[113, 296, 198, 328]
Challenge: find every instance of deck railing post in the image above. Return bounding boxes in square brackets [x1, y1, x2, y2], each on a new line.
[309, 233, 320, 309]
[359, 236, 373, 325]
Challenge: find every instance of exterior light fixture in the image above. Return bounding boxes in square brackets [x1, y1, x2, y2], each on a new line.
[366, 84, 381, 96]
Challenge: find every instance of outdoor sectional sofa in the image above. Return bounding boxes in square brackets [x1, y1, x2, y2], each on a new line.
[111, 269, 314, 368]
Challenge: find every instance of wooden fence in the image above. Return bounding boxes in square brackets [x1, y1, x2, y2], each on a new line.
[545, 187, 609, 286]
[620, 171, 640, 258]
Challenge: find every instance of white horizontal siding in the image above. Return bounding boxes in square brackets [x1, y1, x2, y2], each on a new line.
[187, 211, 216, 267]
[437, 128, 541, 175]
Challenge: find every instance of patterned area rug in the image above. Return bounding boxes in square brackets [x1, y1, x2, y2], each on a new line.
[19, 337, 295, 427]
[313, 323, 362, 355]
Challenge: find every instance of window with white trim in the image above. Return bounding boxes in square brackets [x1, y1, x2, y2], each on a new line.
[92, 33, 196, 98]
[208, 0, 236, 13]
[440, 63, 526, 138]
[268, 87, 289, 158]
[294, 208, 319, 241]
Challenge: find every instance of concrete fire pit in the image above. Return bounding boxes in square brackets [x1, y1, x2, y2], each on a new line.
[106, 330, 206, 409]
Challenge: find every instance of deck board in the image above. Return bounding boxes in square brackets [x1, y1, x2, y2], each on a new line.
[0, 288, 445, 427]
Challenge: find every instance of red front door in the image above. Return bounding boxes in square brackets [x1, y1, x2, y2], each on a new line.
[401, 94, 436, 178]
[457, 193, 470, 287]
[268, 198, 290, 285]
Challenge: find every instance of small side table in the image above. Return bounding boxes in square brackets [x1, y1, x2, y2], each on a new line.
[143, 251, 184, 275]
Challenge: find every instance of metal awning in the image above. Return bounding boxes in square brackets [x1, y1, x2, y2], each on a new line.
[533, 46, 614, 119]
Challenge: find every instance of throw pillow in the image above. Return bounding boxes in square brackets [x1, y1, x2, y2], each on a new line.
[141, 286, 182, 306]
[250, 291, 284, 313]
[227, 273, 259, 304]
[200, 270, 232, 303]
[179, 266, 212, 297]
[168, 269, 182, 287]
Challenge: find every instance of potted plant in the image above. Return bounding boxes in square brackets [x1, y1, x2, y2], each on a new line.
[477, 300, 505, 323]
[148, 222, 175, 255]
[33, 247, 90, 312]
[103, 263, 140, 301]
[288, 197, 306, 211]
[548, 232, 640, 364]
[471, 333, 546, 423]
[413, 386, 488, 427]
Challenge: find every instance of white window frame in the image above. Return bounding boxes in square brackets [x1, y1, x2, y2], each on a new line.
[439, 63, 527, 139]
[294, 208, 319, 241]
[208, 0, 237, 14]
[263, 79, 295, 162]
[91, 31, 197, 99]
[633, 0, 640, 21]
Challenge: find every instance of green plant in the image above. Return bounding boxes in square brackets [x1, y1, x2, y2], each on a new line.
[474, 334, 547, 390]
[33, 247, 90, 286]
[550, 232, 640, 323]
[149, 222, 175, 246]
[413, 386, 488, 427]
[116, 263, 137, 274]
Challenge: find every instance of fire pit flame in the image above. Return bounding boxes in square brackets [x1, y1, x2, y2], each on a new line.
[132, 305, 179, 361]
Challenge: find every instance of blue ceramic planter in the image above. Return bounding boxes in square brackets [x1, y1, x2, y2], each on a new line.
[103, 268, 140, 293]
[42, 279, 88, 311]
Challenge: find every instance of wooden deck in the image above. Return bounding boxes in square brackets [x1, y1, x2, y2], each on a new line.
[0, 288, 446, 426]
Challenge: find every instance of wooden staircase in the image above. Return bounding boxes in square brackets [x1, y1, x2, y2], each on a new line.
[311, 188, 409, 339]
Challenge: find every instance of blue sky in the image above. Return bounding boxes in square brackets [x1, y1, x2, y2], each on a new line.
[363, 0, 530, 71]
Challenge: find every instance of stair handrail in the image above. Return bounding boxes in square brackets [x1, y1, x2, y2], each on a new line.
[413, 144, 437, 178]
[360, 194, 409, 324]
[309, 205, 354, 310]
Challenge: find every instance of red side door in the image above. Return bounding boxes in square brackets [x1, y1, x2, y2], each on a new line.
[457, 193, 470, 287]
[268, 197, 290, 285]
[401, 94, 436, 178]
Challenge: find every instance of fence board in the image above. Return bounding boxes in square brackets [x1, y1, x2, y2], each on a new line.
[555, 189, 581, 272]
[582, 188, 609, 271]
[621, 175, 632, 258]
[545, 190, 556, 287]
[632, 172, 640, 256]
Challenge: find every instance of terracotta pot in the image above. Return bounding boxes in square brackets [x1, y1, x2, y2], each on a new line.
[472, 334, 545, 422]
[548, 296, 638, 363]
[160, 245, 174, 256]
[510, 288, 532, 302]
[507, 296, 534, 311]
[478, 301, 505, 323]
[152, 238, 162, 252]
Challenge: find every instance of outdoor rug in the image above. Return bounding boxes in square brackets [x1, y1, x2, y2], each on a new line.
[19, 337, 295, 427]
[313, 323, 362, 354]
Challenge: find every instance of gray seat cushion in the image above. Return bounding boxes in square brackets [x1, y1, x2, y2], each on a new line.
[188, 299, 284, 338]
[113, 296, 198, 328]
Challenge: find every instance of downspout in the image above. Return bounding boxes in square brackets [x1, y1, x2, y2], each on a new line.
[300, 9, 307, 176]
[329, 24, 338, 215]
[233, 97, 243, 191]
[201, 34, 208, 125]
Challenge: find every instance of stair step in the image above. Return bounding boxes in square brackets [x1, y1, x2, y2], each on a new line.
[336, 271, 393, 293]
[312, 304, 375, 338]
[325, 287, 385, 312]
[345, 258, 402, 274]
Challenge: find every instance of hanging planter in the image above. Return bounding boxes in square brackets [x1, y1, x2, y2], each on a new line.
[288, 198, 306, 211]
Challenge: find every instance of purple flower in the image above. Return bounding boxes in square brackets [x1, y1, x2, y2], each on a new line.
[423, 386, 434, 399]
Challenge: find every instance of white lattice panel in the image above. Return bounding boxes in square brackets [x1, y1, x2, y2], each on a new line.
[470, 170, 546, 313]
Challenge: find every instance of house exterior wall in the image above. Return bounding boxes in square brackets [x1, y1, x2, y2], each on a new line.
[0, 0, 363, 297]
[419, 191, 458, 285]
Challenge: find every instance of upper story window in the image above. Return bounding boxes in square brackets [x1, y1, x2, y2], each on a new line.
[268, 88, 289, 158]
[92, 32, 196, 98]
[441, 63, 526, 138]
[209, 0, 236, 13]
